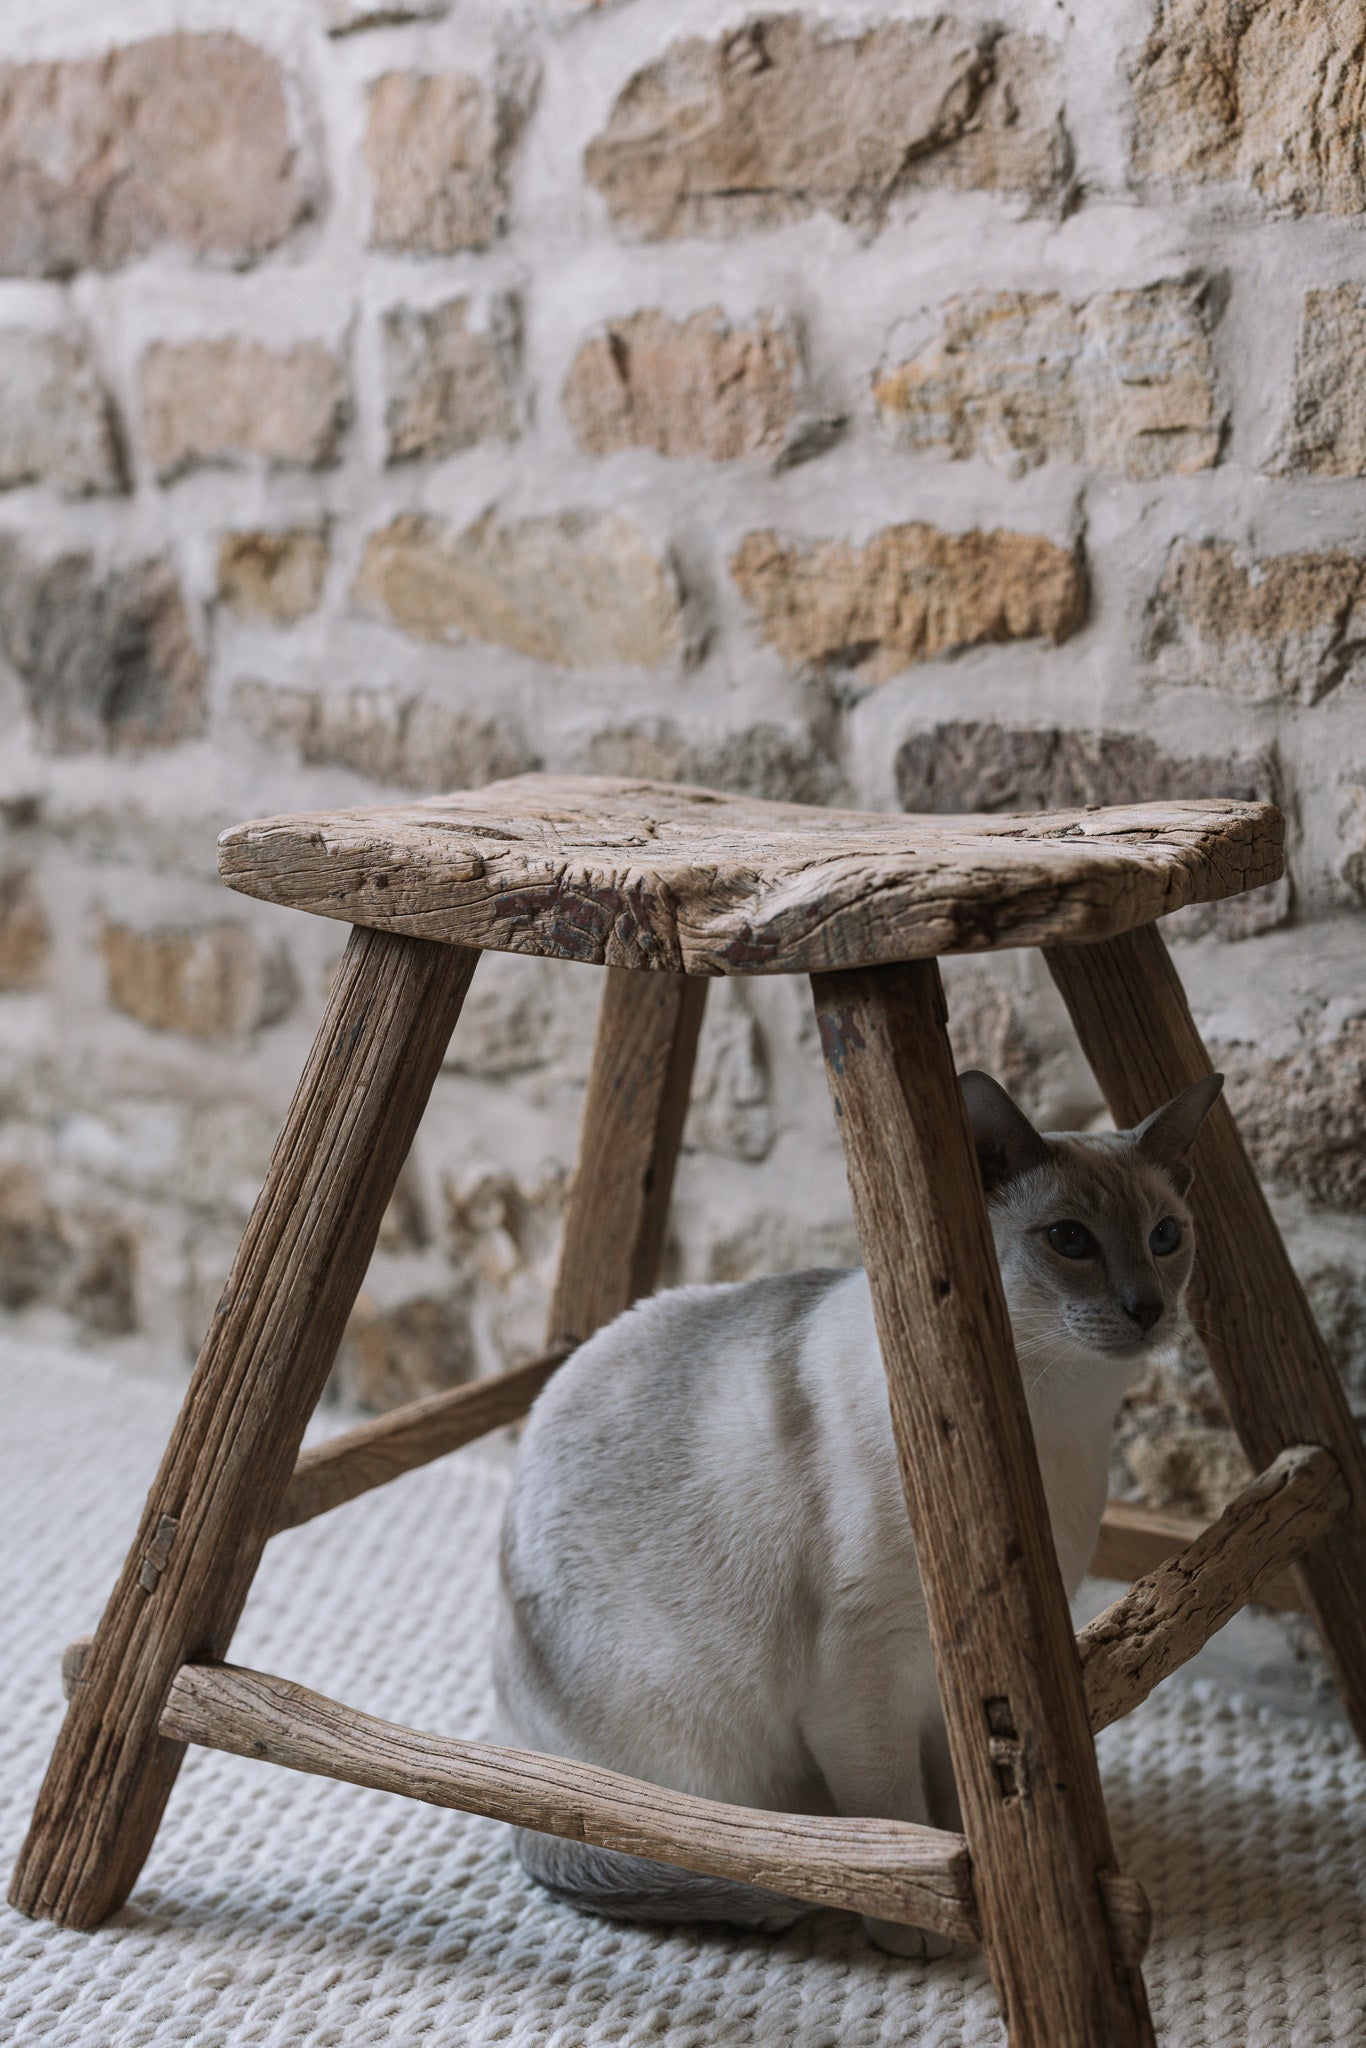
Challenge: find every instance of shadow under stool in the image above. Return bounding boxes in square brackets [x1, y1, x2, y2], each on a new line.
[12, 773, 1366, 2048]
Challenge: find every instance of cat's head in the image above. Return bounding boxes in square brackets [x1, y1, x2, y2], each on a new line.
[959, 1069, 1223, 1369]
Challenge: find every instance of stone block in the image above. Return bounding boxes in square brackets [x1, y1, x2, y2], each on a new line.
[141, 339, 349, 480]
[894, 719, 1277, 814]
[731, 523, 1085, 679]
[0, 541, 206, 754]
[366, 71, 520, 254]
[218, 530, 328, 625]
[0, 1168, 137, 1336]
[1215, 1012, 1366, 1212]
[1144, 539, 1366, 703]
[101, 918, 297, 1041]
[382, 296, 518, 462]
[1132, 0, 1366, 215]
[355, 510, 684, 667]
[875, 283, 1221, 478]
[564, 308, 799, 459]
[0, 330, 124, 494]
[233, 680, 532, 790]
[584, 17, 1068, 240]
[1273, 287, 1366, 476]
[0, 869, 50, 990]
[583, 716, 843, 806]
[334, 1290, 476, 1411]
[0, 32, 311, 277]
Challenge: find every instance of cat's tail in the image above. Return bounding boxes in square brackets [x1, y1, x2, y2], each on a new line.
[512, 1826, 806, 1933]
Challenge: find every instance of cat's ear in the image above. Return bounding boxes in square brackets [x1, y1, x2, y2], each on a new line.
[1131, 1073, 1224, 1193]
[959, 1071, 1050, 1195]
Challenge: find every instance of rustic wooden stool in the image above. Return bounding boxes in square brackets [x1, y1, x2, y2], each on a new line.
[13, 775, 1365, 2048]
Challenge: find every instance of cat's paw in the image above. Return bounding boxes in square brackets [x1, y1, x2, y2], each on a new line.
[861, 1915, 955, 1961]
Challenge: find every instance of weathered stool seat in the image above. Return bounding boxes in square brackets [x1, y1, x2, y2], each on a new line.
[218, 773, 1281, 972]
[14, 774, 1364, 2048]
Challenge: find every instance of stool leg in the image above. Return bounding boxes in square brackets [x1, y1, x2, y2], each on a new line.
[1045, 920, 1366, 1750]
[812, 960, 1155, 2048]
[546, 966, 707, 1348]
[9, 927, 478, 1929]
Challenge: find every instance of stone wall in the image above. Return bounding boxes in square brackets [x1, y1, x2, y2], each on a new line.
[1, 0, 1363, 1600]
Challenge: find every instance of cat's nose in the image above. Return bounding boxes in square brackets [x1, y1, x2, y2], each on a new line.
[1122, 1291, 1163, 1334]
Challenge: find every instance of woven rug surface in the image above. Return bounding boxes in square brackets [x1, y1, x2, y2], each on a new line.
[2, 1341, 1364, 2048]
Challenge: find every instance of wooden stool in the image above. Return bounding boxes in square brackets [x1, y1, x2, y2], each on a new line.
[13, 775, 1365, 2048]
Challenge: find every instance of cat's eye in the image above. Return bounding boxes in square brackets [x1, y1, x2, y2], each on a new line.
[1150, 1216, 1182, 1256]
[1046, 1220, 1097, 1260]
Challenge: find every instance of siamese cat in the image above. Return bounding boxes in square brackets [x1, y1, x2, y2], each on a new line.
[494, 1069, 1222, 1956]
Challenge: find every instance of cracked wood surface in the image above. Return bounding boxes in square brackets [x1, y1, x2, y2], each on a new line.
[156, 1661, 981, 1943]
[217, 773, 1283, 974]
[1080, 1445, 1348, 1733]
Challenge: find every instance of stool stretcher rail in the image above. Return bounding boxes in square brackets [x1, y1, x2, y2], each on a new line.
[1079, 1444, 1348, 1733]
[154, 1659, 981, 1943]
[274, 1346, 573, 1533]
[1091, 1499, 1306, 1613]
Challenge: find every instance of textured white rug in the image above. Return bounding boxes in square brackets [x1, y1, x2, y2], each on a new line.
[2, 1341, 1364, 2048]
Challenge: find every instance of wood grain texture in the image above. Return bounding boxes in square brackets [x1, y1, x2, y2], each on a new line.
[217, 773, 1283, 975]
[157, 1661, 981, 1943]
[1081, 1446, 1348, 1732]
[1046, 922, 1366, 1751]
[1092, 1499, 1307, 1614]
[275, 1346, 573, 1533]
[546, 966, 706, 1348]
[9, 927, 477, 1930]
[812, 960, 1154, 2048]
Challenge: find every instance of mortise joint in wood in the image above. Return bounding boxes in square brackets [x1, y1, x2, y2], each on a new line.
[138, 1515, 179, 1593]
[983, 1696, 1028, 1804]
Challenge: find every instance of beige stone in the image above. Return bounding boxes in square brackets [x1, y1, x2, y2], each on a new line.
[334, 1291, 476, 1411]
[366, 71, 516, 254]
[0, 32, 311, 277]
[564, 308, 799, 459]
[0, 541, 206, 754]
[382, 296, 517, 462]
[218, 530, 328, 625]
[584, 18, 1068, 240]
[731, 524, 1085, 679]
[141, 339, 349, 480]
[355, 510, 684, 667]
[875, 284, 1221, 478]
[101, 918, 296, 1041]
[0, 330, 124, 494]
[233, 680, 532, 791]
[0, 1168, 136, 1336]
[1273, 287, 1366, 476]
[1132, 0, 1366, 215]
[0, 869, 50, 990]
[1215, 1014, 1366, 1211]
[1144, 539, 1366, 703]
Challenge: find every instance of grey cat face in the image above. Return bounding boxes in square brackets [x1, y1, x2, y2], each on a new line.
[961, 1071, 1222, 1369]
[990, 1137, 1196, 1362]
